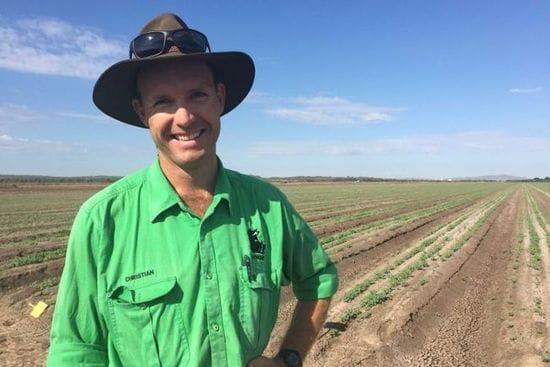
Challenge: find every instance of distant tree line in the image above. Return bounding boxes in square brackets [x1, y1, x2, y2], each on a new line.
[2, 174, 402, 184]
[270, 176, 550, 183]
[269, 176, 418, 183]
[0, 175, 548, 184]
[0, 175, 121, 183]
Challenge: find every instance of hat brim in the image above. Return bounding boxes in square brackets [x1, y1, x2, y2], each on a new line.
[92, 52, 254, 128]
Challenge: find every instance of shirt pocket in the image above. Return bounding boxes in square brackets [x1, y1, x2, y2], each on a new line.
[107, 276, 189, 367]
[238, 266, 278, 353]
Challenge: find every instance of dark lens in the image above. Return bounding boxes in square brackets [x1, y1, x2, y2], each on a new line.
[132, 32, 165, 58]
[171, 30, 208, 53]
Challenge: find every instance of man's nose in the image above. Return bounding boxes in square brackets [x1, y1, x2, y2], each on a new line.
[173, 105, 194, 125]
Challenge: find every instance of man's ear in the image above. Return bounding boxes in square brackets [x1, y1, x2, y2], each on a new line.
[216, 83, 226, 116]
[132, 99, 148, 127]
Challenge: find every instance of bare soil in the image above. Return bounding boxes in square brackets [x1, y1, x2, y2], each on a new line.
[294, 187, 550, 367]
[1, 184, 549, 366]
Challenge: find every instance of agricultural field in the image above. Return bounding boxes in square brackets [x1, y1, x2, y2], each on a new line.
[1, 181, 550, 366]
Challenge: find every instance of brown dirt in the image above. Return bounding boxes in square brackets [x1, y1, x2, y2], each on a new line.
[0, 284, 57, 367]
[0, 259, 64, 292]
[264, 194, 487, 357]
[299, 187, 550, 366]
[3, 184, 550, 366]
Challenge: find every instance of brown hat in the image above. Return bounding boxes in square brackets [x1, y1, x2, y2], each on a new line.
[92, 13, 255, 128]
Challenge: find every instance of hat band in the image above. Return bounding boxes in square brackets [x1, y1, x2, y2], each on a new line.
[129, 29, 211, 59]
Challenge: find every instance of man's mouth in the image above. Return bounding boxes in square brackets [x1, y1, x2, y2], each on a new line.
[173, 130, 204, 141]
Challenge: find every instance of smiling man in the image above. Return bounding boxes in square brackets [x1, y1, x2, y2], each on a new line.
[47, 13, 338, 367]
[133, 60, 225, 216]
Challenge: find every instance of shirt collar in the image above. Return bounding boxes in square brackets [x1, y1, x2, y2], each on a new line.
[211, 158, 232, 215]
[147, 157, 233, 222]
[147, 158, 181, 222]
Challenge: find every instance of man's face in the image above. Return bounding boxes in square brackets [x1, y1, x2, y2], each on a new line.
[133, 60, 225, 172]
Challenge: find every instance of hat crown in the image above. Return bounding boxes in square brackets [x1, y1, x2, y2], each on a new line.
[140, 13, 189, 34]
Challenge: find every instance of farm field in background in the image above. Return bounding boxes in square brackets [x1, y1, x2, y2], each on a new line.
[1, 181, 549, 365]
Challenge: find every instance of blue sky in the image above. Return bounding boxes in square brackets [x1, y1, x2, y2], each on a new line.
[0, 1, 548, 179]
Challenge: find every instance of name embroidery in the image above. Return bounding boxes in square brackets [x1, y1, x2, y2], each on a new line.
[124, 269, 155, 282]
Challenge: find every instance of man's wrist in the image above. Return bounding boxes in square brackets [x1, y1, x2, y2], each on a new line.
[276, 349, 302, 367]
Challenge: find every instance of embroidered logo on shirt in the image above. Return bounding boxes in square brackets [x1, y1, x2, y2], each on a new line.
[248, 229, 266, 260]
[124, 269, 155, 282]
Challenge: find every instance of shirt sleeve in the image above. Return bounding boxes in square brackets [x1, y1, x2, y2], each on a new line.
[280, 196, 339, 301]
[47, 206, 108, 366]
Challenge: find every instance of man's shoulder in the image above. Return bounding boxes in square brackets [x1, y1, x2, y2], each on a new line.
[80, 166, 149, 213]
[224, 168, 284, 199]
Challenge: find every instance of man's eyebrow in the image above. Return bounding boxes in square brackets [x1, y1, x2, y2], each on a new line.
[147, 94, 172, 104]
[150, 93, 170, 99]
[188, 86, 209, 93]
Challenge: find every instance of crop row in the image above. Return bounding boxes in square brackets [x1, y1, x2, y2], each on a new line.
[307, 183, 504, 228]
[320, 190, 503, 251]
[0, 182, 517, 295]
[342, 191, 504, 304]
[525, 192, 542, 271]
[337, 190, 509, 323]
[288, 182, 508, 221]
[0, 247, 66, 272]
[520, 186, 550, 364]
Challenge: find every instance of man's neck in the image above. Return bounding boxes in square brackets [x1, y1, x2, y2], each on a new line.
[158, 155, 218, 217]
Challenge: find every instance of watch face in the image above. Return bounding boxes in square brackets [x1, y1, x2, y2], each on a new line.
[286, 353, 300, 366]
[280, 349, 302, 367]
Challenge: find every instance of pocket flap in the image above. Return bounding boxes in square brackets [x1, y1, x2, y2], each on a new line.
[110, 276, 177, 304]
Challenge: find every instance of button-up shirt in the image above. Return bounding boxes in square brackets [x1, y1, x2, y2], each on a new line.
[47, 158, 338, 366]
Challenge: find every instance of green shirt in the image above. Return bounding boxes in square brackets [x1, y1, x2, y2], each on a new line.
[47, 158, 338, 367]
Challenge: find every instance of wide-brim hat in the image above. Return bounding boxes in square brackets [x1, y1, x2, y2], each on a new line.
[93, 13, 255, 128]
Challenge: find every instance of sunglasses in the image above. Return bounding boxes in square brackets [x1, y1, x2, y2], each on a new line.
[129, 29, 211, 59]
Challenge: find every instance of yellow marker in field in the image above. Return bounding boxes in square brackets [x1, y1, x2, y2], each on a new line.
[29, 301, 48, 318]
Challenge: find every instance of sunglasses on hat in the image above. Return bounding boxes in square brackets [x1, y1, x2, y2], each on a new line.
[129, 29, 211, 59]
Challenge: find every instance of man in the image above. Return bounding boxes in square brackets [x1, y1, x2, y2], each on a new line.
[47, 13, 338, 367]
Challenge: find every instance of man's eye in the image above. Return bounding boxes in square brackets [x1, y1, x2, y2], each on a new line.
[153, 98, 170, 107]
[191, 91, 207, 99]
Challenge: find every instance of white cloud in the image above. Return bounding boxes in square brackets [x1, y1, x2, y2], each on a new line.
[0, 103, 112, 126]
[0, 103, 42, 125]
[0, 134, 24, 142]
[55, 111, 111, 122]
[0, 17, 126, 79]
[508, 87, 542, 94]
[248, 131, 550, 156]
[244, 91, 277, 104]
[266, 95, 404, 125]
[0, 133, 76, 152]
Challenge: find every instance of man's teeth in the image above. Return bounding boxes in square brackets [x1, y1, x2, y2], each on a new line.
[175, 131, 201, 141]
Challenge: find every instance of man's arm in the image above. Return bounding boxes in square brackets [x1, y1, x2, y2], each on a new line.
[47, 208, 108, 366]
[249, 190, 338, 366]
[248, 298, 331, 367]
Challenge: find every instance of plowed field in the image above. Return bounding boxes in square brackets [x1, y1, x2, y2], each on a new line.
[1, 181, 549, 366]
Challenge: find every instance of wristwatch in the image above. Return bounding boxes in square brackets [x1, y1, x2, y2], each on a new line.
[276, 349, 302, 367]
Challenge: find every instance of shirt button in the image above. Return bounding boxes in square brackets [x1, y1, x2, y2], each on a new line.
[212, 323, 220, 332]
[205, 272, 213, 280]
